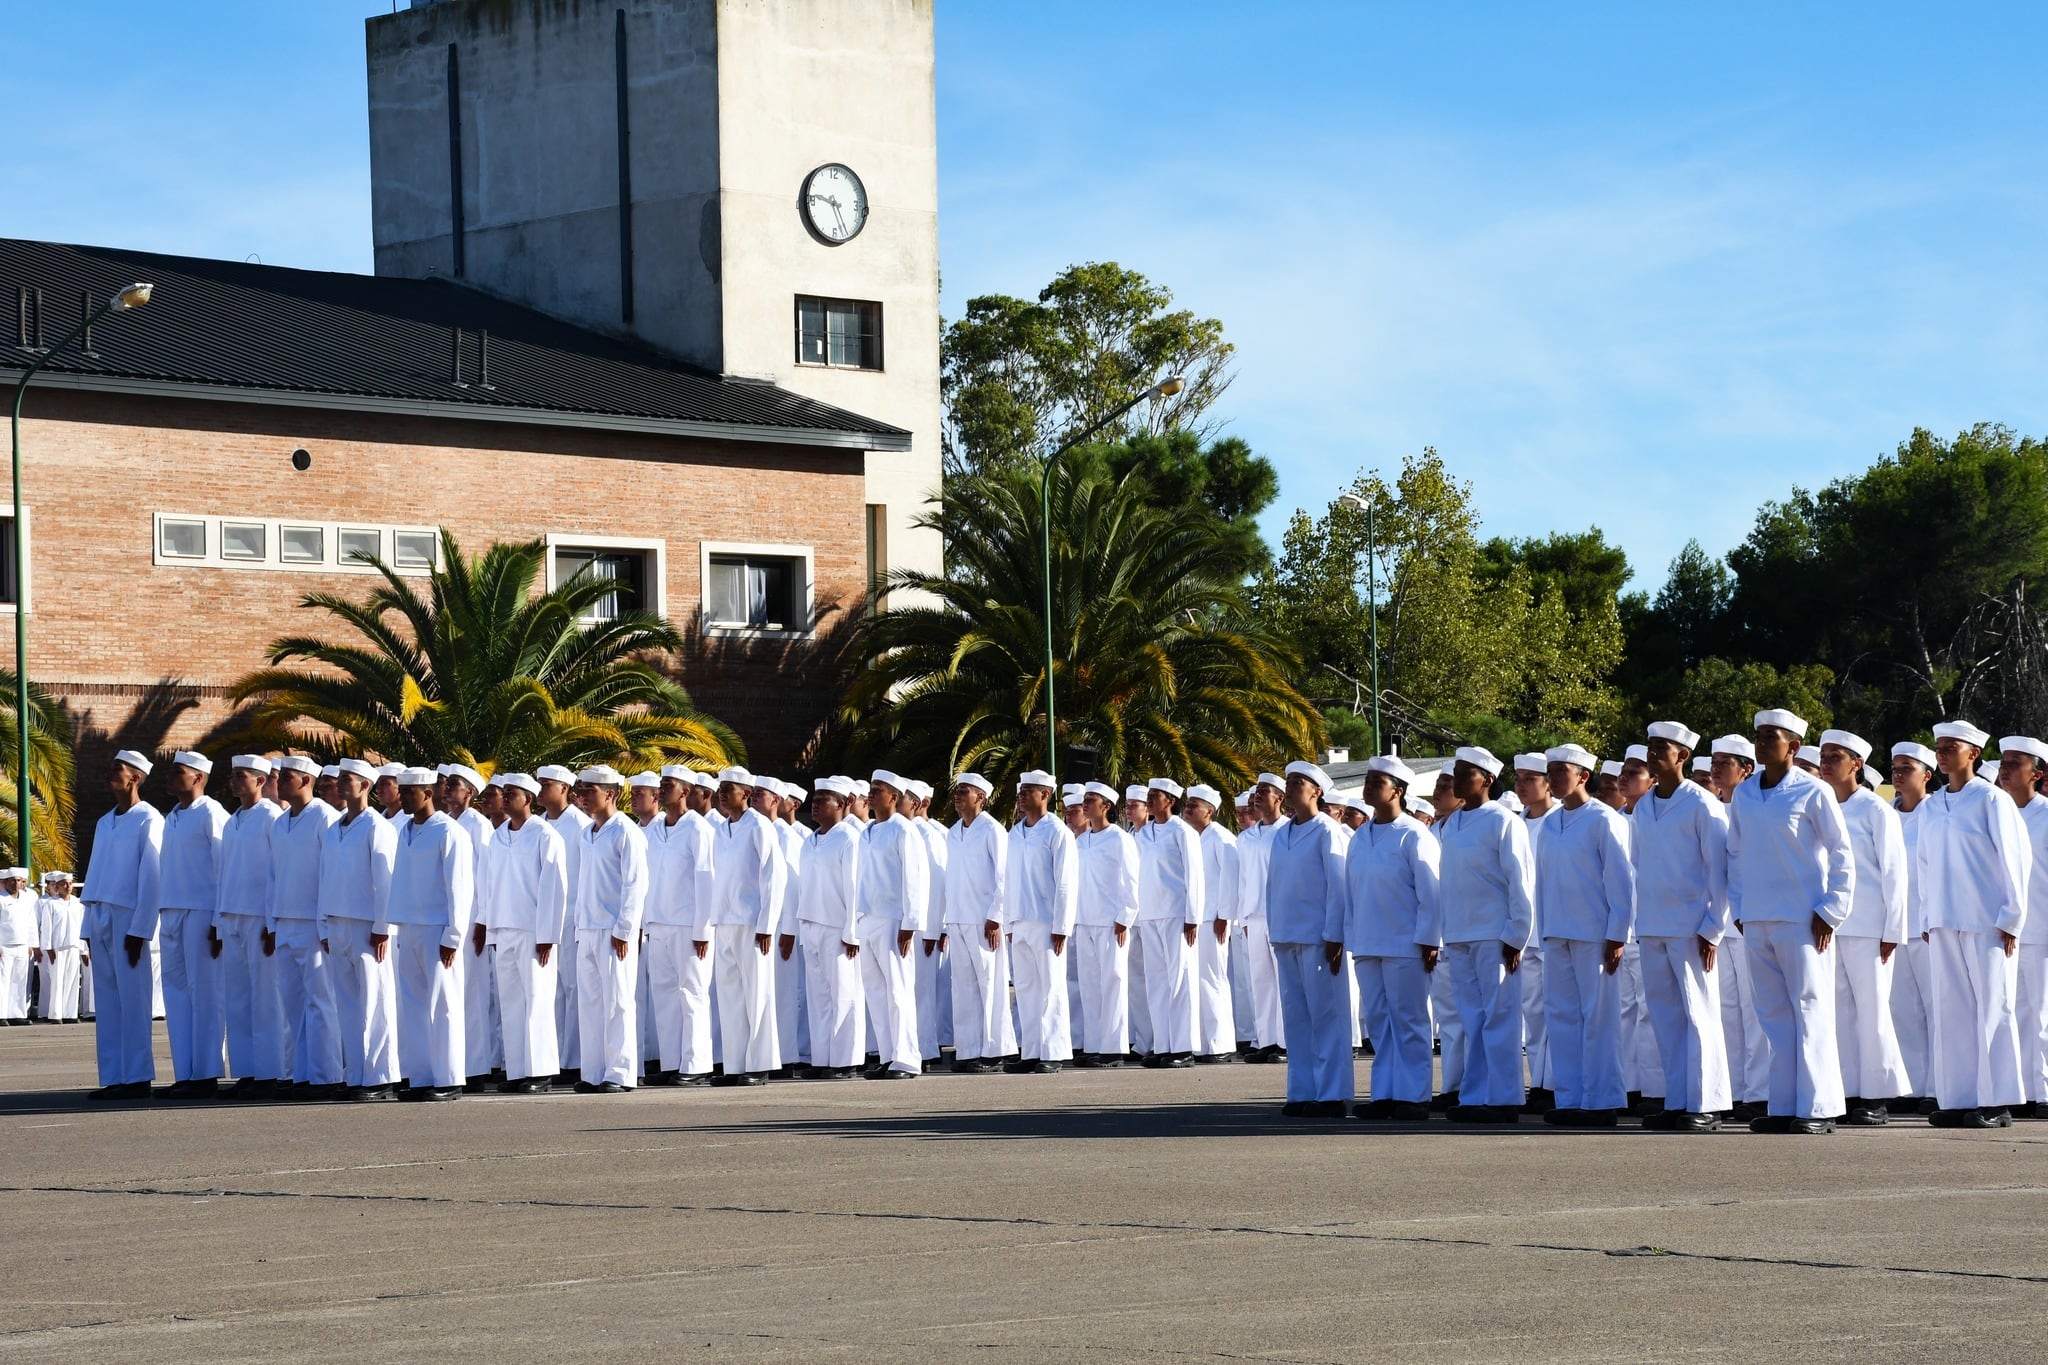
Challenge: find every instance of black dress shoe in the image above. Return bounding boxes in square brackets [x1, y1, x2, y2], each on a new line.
[1243, 1045, 1281, 1065]
[574, 1080, 600, 1094]
[1140, 1053, 1169, 1069]
[1628, 1094, 1665, 1118]
[556, 1068, 582, 1087]
[1523, 1086, 1556, 1113]
[1004, 1059, 1061, 1074]
[1158, 1054, 1193, 1069]
[300, 1083, 344, 1101]
[1280, 1101, 1308, 1117]
[953, 1058, 999, 1074]
[349, 1083, 399, 1102]
[1543, 1107, 1587, 1126]
[418, 1086, 462, 1102]
[644, 1070, 682, 1087]
[1730, 1100, 1766, 1122]
[1841, 1104, 1889, 1126]
[867, 1067, 916, 1080]
[677, 1072, 714, 1087]
[1305, 1100, 1348, 1118]
[590, 1081, 627, 1094]
[1192, 1052, 1235, 1065]
[1748, 1113, 1794, 1133]
[1968, 1107, 2013, 1129]
[1927, 1107, 1968, 1127]
[464, 1075, 492, 1093]
[1448, 1103, 1515, 1123]
[1674, 1112, 1722, 1132]
[1787, 1117, 1835, 1134]
[1351, 1098, 1396, 1120]
[1640, 1109, 1682, 1131]
[1385, 1100, 1430, 1120]
[88, 1081, 151, 1102]
[1429, 1089, 1460, 1112]
[495, 1078, 526, 1093]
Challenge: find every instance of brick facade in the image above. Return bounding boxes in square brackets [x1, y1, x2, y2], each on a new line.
[6, 388, 869, 859]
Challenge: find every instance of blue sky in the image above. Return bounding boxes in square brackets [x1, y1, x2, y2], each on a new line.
[9, 2, 2047, 593]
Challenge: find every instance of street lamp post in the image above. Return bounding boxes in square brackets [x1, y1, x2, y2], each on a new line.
[1339, 491, 1382, 757]
[9, 282, 153, 870]
[1039, 375, 1185, 782]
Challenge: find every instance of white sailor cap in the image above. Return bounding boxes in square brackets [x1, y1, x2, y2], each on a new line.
[397, 767, 438, 787]
[1284, 760, 1334, 793]
[1818, 729, 1872, 761]
[902, 779, 932, 802]
[1711, 735, 1756, 761]
[627, 771, 661, 790]
[658, 764, 693, 783]
[1124, 784, 1149, 803]
[171, 750, 212, 775]
[1978, 759, 2000, 781]
[41, 870, 71, 883]
[1256, 772, 1286, 793]
[1512, 752, 1547, 775]
[1598, 760, 1623, 778]
[1860, 764, 1880, 789]
[784, 782, 809, 802]
[1367, 754, 1417, 788]
[1497, 791, 1524, 813]
[1646, 721, 1701, 750]
[1624, 745, 1649, 764]
[375, 762, 407, 779]
[1063, 786, 1086, 807]
[1185, 783, 1222, 809]
[321, 764, 342, 779]
[1325, 793, 1354, 813]
[2001, 735, 2048, 765]
[439, 763, 485, 792]
[1084, 781, 1120, 803]
[1691, 757, 1713, 773]
[335, 757, 375, 781]
[1934, 720, 1992, 748]
[1796, 746, 1822, 767]
[113, 748, 155, 777]
[1405, 792, 1435, 816]
[1235, 789, 1253, 807]
[232, 754, 273, 776]
[1146, 777, 1184, 798]
[0, 867, 27, 881]
[1017, 769, 1057, 791]
[1753, 708, 1809, 740]
[1545, 743, 1598, 773]
[273, 755, 321, 778]
[1454, 746, 1504, 778]
[498, 772, 541, 797]
[578, 765, 625, 787]
[1889, 742, 1934, 770]
[717, 766, 757, 789]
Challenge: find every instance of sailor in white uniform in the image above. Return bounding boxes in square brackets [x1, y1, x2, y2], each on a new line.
[942, 772, 1010, 1072]
[1887, 741, 1939, 1105]
[215, 755, 285, 1097]
[154, 751, 228, 1094]
[1005, 770, 1078, 1072]
[1815, 729, 1912, 1124]
[382, 767, 473, 1100]
[1264, 760, 1352, 1117]
[1434, 746, 1536, 1123]
[1073, 781, 1139, 1065]
[318, 758, 400, 1100]
[857, 770, 928, 1079]
[84, 751, 163, 1099]
[1184, 784, 1240, 1063]
[1134, 777, 1204, 1066]
[1345, 756, 1441, 1119]
[792, 776, 865, 1078]
[482, 773, 567, 1092]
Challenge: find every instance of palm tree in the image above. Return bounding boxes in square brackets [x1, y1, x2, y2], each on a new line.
[0, 668, 77, 873]
[229, 530, 740, 773]
[839, 463, 1321, 801]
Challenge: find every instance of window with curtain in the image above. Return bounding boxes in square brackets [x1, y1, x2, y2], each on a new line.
[554, 548, 647, 623]
[794, 296, 883, 370]
[706, 554, 802, 630]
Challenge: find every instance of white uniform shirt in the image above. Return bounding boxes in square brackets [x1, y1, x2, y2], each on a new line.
[88, 801, 164, 940]
[1725, 768, 1855, 927]
[1343, 813, 1442, 957]
[384, 811, 475, 949]
[215, 799, 282, 927]
[542, 804, 592, 924]
[1075, 825, 1140, 929]
[1629, 781, 1730, 942]
[1135, 816, 1204, 925]
[943, 813, 1008, 929]
[1913, 778, 2030, 938]
[157, 796, 229, 915]
[1197, 823, 1240, 926]
[484, 816, 569, 943]
[269, 800, 340, 931]
[915, 817, 948, 938]
[1837, 786, 1908, 942]
[2018, 799, 2048, 946]
[37, 893, 84, 951]
[707, 807, 787, 936]
[1435, 801, 1536, 949]
[794, 818, 861, 945]
[1005, 814, 1079, 935]
[1896, 799, 1926, 938]
[1264, 811, 1348, 947]
[1235, 821, 1275, 922]
[1534, 800, 1636, 945]
[644, 810, 715, 930]
[857, 812, 930, 930]
[318, 809, 395, 926]
[574, 814, 648, 940]
[0, 888, 35, 948]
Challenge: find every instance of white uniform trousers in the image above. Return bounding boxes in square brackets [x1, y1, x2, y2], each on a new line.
[1228, 924, 1254, 1044]
[1438, 942, 1524, 1107]
[1519, 940, 1553, 1089]
[643, 925, 714, 1076]
[0, 947, 27, 1018]
[1638, 934, 1731, 1115]
[1138, 921, 1197, 1056]
[1195, 923, 1237, 1057]
[1890, 936, 1935, 1098]
[78, 946, 95, 1015]
[157, 908, 224, 1081]
[1927, 927, 2023, 1111]
[324, 915, 398, 1088]
[859, 913, 921, 1074]
[947, 928, 1009, 1061]
[1718, 928, 1772, 1103]
[1240, 917, 1285, 1050]
[2016, 941, 2048, 1105]
[1072, 925, 1129, 1057]
[576, 929, 639, 1087]
[491, 931, 559, 1083]
[1347, 953, 1364, 1046]
[638, 945, 657, 1065]
[393, 927, 464, 1089]
[915, 935, 944, 1061]
[1127, 927, 1152, 1055]
[274, 919, 342, 1085]
[217, 912, 287, 1081]
[85, 906, 155, 1085]
[713, 923, 780, 1077]
[775, 938, 810, 1068]
[1010, 922, 1073, 1062]
[1431, 962, 1467, 1095]
[1354, 954, 1432, 1103]
[1618, 940, 1664, 1098]
[462, 936, 501, 1078]
[1743, 918, 1846, 1119]
[556, 942, 582, 1076]
[798, 922, 865, 1069]
[38, 946, 80, 1021]
[1066, 935, 1086, 1052]
[1273, 942, 1354, 1103]
[1833, 935, 1912, 1101]
[1542, 937, 1626, 1112]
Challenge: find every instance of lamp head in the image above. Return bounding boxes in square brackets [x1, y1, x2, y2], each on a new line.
[1151, 375, 1185, 399]
[1340, 492, 1374, 512]
[112, 282, 153, 310]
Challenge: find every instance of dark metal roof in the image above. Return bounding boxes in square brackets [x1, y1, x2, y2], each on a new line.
[1, 238, 911, 451]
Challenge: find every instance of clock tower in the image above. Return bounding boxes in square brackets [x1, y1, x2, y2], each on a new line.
[366, 0, 941, 581]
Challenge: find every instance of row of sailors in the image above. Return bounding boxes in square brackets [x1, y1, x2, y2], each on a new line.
[0, 870, 93, 1023]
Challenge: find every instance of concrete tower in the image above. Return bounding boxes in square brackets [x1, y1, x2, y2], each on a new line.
[366, 0, 941, 580]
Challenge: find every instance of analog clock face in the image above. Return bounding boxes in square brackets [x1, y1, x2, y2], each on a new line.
[800, 163, 869, 244]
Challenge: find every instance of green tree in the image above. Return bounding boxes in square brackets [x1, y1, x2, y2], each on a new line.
[1663, 658, 1835, 744]
[228, 530, 740, 773]
[0, 669, 77, 874]
[837, 463, 1322, 804]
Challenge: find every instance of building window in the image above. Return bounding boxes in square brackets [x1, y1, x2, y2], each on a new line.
[152, 514, 439, 575]
[158, 517, 206, 559]
[555, 547, 647, 622]
[220, 522, 268, 560]
[280, 525, 325, 564]
[795, 296, 883, 370]
[702, 544, 811, 633]
[0, 511, 19, 609]
[392, 530, 439, 571]
[339, 528, 382, 565]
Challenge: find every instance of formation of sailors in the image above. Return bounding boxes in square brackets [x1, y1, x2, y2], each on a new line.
[44, 708, 2043, 1133]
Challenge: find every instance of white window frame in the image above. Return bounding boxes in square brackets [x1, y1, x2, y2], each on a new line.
[0, 506, 31, 616]
[699, 540, 814, 638]
[544, 533, 667, 622]
[152, 513, 441, 575]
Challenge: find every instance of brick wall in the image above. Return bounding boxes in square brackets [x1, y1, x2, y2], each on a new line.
[5, 389, 870, 860]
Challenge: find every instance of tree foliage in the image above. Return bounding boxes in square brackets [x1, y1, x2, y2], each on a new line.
[228, 530, 741, 773]
[0, 669, 76, 873]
